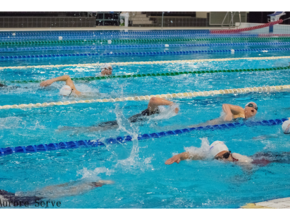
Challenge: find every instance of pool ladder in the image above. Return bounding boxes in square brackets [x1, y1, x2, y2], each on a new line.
[221, 12, 242, 29]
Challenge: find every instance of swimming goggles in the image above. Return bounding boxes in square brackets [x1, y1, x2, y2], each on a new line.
[101, 67, 113, 71]
[215, 151, 231, 160]
[68, 88, 73, 97]
[246, 103, 258, 111]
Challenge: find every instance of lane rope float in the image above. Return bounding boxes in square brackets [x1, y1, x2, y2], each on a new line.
[0, 84, 290, 110]
[1, 56, 290, 70]
[6, 66, 290, 84]
[1, 47, 290, 61]
[1, 35, 290, 46]
[0, 117, 287, 156]
[211, 19, 283, 34]
[1, 41, 290, 53]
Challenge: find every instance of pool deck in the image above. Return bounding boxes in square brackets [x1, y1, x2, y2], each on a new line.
[242, 197, 290, 209]
[0, 26, 223, 32]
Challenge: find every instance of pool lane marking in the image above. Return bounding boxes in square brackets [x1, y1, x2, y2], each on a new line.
[1, 84, 290, 110]
[1, 56, 290, 70]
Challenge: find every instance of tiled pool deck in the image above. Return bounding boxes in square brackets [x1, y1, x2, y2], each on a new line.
[242, 197, 290, 209]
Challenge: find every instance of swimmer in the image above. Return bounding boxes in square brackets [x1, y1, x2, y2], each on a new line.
[40, 75, 82, 96]
[0, 179, 113, 207]
[165, 140, 290, 169]
[190, 102, 258, 127]
[58, 97, 179, 132]
[100, 63, 113, 76]
[0, 82, 23, 90]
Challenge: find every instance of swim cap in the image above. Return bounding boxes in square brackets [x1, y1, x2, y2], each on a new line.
[282, 120, 290, 134]
[59, 85, 72, 96]
[101, 63, 112, 70]
[209, 141, 229, 158]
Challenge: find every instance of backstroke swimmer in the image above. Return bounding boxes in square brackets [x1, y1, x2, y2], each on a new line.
[0, 179, 113, 207]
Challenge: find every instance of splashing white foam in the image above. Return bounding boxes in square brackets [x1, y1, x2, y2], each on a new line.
[184, 138, 212, 160]
[150, 103, 179, 121]
[113, 104, 153, 171]
[77, 167, 114, 181]
[0, 116, 22, 129]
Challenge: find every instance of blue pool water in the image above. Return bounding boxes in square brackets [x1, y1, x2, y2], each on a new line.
[1, 30, 290, 208]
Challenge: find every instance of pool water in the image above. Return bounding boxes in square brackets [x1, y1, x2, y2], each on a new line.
[1, 30, 290, 208]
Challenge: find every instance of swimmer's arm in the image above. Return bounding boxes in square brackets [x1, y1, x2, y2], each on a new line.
[148, 97, 179, 114]
[40, 75, 81, 95]
[40, 180, 81, 191]
[222, 104, 244, 121]
[165, 152, 205, 165]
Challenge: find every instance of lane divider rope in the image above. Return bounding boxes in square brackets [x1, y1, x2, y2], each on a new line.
[0, 34, 259, 41]
[211, 19, 283, 34]
[1, 36, 290, 46]
[1, 56, 290, 70]
[102, 47, 290, 57]
[0, 117, 287, 156]
[1, 84, 290, 110]
[1, 47, 289, 61]
[0, 30, 211, 37]
[2, 41, 290, 53]
[6, 66, 290, 84]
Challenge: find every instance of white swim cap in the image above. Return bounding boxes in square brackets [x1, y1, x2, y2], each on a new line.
[101, 63, 112, 70]
[282, 120, 290, 134]
[209, 141, 229, 158]
[59, 85, 72, 96]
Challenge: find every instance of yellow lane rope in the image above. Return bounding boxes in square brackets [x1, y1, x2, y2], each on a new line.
[1, 56, 290, 70]
[1, 84, 289, 110]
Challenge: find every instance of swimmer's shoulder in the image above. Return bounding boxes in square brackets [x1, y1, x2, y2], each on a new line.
[232, 153, 253, 163]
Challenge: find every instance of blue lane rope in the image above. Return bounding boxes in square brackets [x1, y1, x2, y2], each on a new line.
[0, 47, 289, 60]
[0, 30, 213, 37]
[0, 52, 98, 60]
[0, 41, 288, 53]
[0, 118, 287, 157]
[103, 48, 290, 57]
[0, 34, 260, 42]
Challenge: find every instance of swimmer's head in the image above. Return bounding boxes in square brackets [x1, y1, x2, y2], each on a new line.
[282, 119, 290, 134]
[209, 141, 229, 159]
[59, 85, 72, 96]
[244, 102, 258, 119]
[0, 83, 6, 87]
[101, 63, 113, 76]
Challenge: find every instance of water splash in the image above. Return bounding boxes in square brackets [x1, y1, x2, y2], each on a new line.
[77, 167, 114, 181]
[184, 137, 212, 159]
[150, 103, 179, 121]
[0, 116, 22, 129]
[114, 104, 153, 171]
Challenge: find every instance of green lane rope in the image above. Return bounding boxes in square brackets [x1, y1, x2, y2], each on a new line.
[2, 36, 290, 47]
[107, 36, 290, 44]
[4, 66, 290, 84]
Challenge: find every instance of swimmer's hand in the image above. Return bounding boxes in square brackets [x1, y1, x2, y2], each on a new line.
[165, 152, 199, 165]
[165, 155, 181, 165]
[40, 79, 54, 87]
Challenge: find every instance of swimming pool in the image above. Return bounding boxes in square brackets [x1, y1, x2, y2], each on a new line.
[1, 30, 290, 208]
